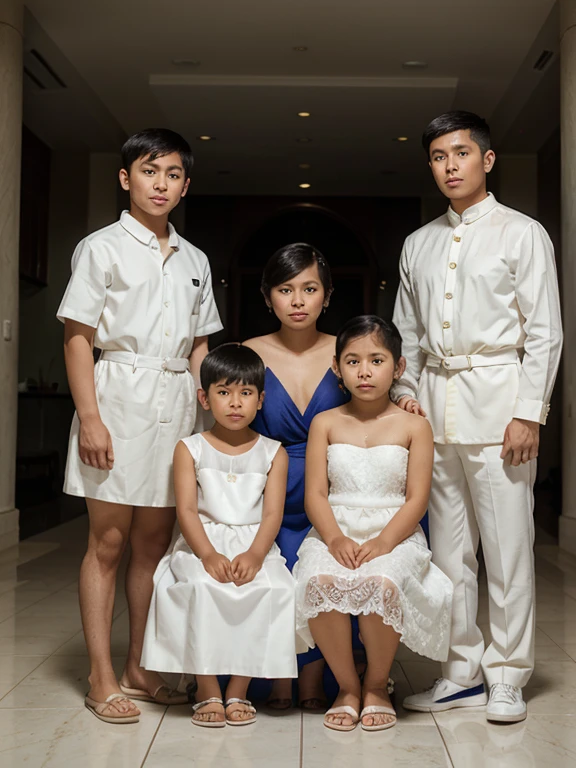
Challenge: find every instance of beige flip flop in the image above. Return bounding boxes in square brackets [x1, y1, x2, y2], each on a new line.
[225, 697, 257, 726]
[360, 704, 397, 731]
[191, 697, 226, 728]
[85, 693, 140, 724]
[119, 683, 188, 705]
[323, 705, 360, 732]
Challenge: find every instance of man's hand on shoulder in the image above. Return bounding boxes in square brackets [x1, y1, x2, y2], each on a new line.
[397, 396, 427, 417]
[500, 418, 540, 466]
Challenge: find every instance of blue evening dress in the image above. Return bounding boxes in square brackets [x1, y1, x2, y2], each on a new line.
[252, 368, 349, 669]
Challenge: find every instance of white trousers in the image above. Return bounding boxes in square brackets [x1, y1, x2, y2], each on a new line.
[428, 444, 536, 688]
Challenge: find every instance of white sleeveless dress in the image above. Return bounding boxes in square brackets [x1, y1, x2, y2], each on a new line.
[294, 444, 453, 661]
[141, 433, 297, 678]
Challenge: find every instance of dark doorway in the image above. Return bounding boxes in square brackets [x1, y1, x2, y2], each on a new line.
[232, 204, 377, 340]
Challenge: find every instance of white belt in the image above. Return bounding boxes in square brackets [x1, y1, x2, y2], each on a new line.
[426, 349, 519, 372]
[100, 350, 190, 373]
[99, 350, 191, 424]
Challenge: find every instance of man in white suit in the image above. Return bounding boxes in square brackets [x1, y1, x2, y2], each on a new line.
[393, 111, 562, 723]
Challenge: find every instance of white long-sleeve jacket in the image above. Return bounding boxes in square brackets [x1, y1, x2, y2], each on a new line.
[392, 193, 563, 445]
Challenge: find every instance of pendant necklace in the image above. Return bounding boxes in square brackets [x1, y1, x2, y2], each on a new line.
[227, 456, 237, 483]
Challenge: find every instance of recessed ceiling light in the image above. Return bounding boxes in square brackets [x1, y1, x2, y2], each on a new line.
[197, 135, 214, 141]
[395, 136, 409, 142]
[299, 183, 311, 189]
[293, 46, 308, 52]
[298, 112, 311, 117]
[402, 60, 428, 69]
[297, 138, 312, 143]
[299, 163, 311, 169]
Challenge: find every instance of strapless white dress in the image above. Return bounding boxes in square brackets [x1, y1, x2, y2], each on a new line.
[294, 444, 453, 661]
[141, 433, 297, 678]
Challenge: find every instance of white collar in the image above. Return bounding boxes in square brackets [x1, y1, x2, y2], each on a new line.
[446, 192, 498, 228]
[120, 210, 180, 250]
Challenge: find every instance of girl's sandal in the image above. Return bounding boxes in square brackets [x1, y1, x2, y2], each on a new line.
[225, 697, 257, 726]
[191, 697, 226, 728]
[323, 705, 360, 732]
[85, 693, 140, 724]
[360, 705, 397, 732]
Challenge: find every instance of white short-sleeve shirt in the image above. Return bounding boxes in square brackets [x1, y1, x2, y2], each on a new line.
[57, 211, 223, 507]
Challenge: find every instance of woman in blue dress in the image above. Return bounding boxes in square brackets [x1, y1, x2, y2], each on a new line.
[245, 243, 348, 709]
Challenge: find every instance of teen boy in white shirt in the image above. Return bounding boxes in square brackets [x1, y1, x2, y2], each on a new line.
[393, 111, 562, 723]
[58, 129, 223, 723]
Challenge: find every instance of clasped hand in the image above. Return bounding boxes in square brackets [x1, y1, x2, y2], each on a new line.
[328, 534, 392, 570]
[202, 550, 263, 586]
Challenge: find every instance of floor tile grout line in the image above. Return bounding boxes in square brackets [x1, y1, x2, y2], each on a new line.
[0, 655, 58, 703]
[431, 712, 455, 768]
[0, 576, 81, 625]
[140, 706, 169, 767]
[0, 603, 129, 703]
[299, 709, 304, 768]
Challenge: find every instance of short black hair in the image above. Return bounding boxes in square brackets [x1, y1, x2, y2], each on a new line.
[121, 128, 194, 178]
[261, 242, 333, 301]
[200, 343, 266, 394]
[335, 315, 402, 364]
[422, 111, 491, 157]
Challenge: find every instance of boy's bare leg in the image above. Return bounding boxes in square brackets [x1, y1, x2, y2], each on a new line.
[309, 610, 361, 727]
[225, 675, 255, 721]
[121, 506, 176, 695]
[194, 675, 225, 723]
[269, 659, 325, 708]
[358, 609, 401, 728]
[80, 499, 139, 715]
[298, 658, 326, 706]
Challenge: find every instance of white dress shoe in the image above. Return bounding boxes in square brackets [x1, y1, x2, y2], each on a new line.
[486, 683, 526, 723]
[403, 678, 487, 712]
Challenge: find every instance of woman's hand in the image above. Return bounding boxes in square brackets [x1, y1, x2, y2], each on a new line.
[231, 551, 264, 586]
[79, 415, 114, 470]
[202, 552, 233, 583]
[328, 535, 360, 570]
[356, 535, 393, 566]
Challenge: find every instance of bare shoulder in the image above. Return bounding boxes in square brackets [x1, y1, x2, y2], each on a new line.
[274, 444, 289, 463]
[402, 410, 433, 440]
[243, 334, 275, 355]
[311, 405, 344, 431]
[319, 332, 337, 348]
[174, 439, 193, 462]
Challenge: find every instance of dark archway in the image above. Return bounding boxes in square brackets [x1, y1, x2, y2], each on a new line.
[230, 204, 378, 339]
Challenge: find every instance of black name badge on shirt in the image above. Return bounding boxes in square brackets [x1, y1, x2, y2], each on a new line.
[192, 278, 200, 287]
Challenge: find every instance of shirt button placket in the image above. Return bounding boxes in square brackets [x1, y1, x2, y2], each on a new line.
[443, 230, 462, 354]
[161, 264, 171, 356]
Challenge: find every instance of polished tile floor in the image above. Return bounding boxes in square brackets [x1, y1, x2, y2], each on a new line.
[1, 516, 575, 767]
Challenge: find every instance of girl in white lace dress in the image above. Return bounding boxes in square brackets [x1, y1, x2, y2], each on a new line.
[293, 316, 453, 732]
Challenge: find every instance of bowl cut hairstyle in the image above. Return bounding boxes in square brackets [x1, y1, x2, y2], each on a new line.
[200, 343, 266, 394]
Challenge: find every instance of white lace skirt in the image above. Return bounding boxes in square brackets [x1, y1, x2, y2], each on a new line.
[293, 504, 453, 661]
